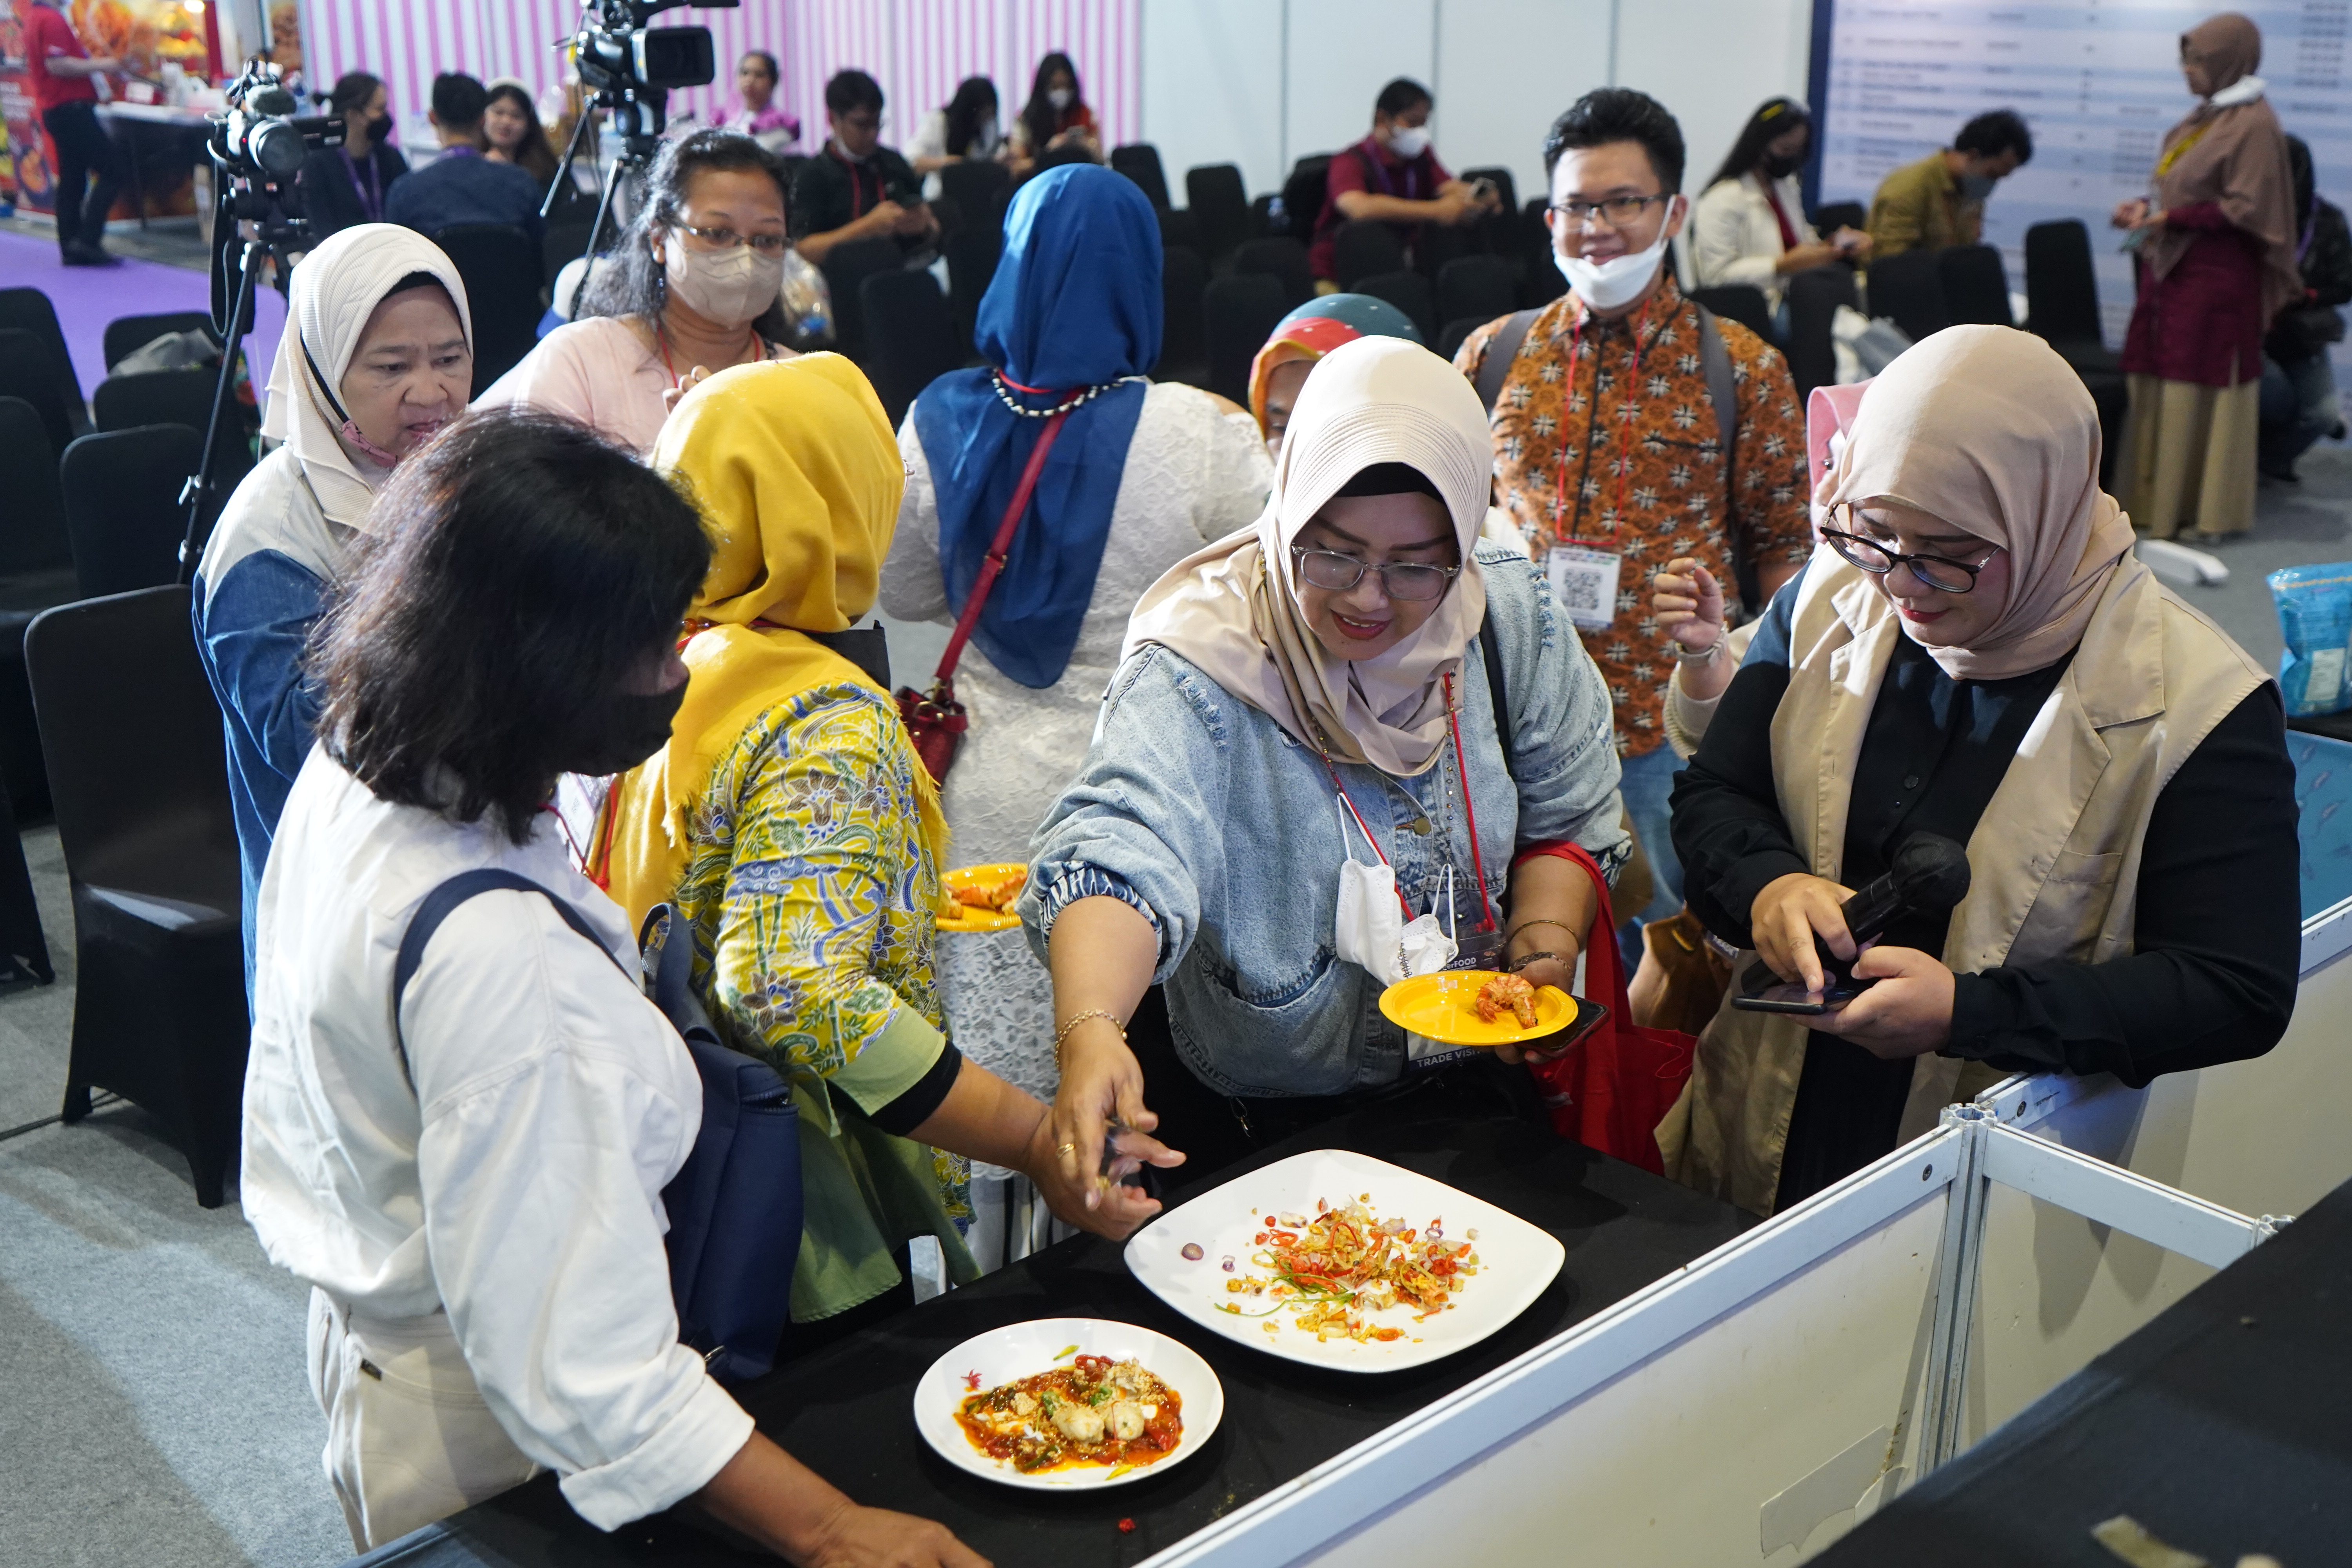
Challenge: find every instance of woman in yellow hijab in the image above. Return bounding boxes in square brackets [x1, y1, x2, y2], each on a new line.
[596, 356, 1162, 1332]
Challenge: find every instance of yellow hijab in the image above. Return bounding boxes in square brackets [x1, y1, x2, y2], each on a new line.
[601, 354, 947, 923]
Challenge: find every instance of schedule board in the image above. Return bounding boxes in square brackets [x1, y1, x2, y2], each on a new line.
[1812, 0, 2352, 376]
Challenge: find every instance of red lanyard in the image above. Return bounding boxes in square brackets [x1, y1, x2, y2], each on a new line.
[1318, 672, 1497, 932]
[1552, 294, 1657, 545]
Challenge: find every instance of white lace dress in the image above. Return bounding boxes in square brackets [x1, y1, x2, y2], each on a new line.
[883, 381, 1272, 1263]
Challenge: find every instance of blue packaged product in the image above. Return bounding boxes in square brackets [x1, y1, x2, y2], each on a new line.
[2268, 561, 2352, 717]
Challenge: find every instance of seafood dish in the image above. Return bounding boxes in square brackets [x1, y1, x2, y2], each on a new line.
[1474, 972, 1539, 1029]
[1216, 1196, 1481, 1345]
[953, 1353, 1183, 1475]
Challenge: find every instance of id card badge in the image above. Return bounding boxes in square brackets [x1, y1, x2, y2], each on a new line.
[1548, 544, 1622, 633]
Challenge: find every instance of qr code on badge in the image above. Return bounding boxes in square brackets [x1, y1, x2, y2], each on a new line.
[1548, 550, 1621, 628]
[1557, 569, 1608, 616]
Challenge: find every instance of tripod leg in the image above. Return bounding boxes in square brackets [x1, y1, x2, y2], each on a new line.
[178, 240, 261, 585]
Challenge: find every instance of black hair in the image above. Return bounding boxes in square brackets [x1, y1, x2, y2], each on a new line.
[943, 75, 1000, 159]
[740, 50, 779, 83]
[577, 127, 791, 341]
[1336, 461, 1442, 501]
[2288, 133, 2316, 229]
[1020, 51, 1083, 156]
[430, 72, 487, 131]
[312, 409, 713, 845]
[1544, 87, 1686, 191]
[1375, 78, 1432, 121]
[329, 71, 382, 117]
[826, 68, 884, 120]
[1706, 96, 1809, 191]
[1954, 109, 2034, 165]
[483, 82, 559, 183]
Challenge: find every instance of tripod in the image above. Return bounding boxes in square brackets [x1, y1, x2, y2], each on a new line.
[544, 88, 668, 291]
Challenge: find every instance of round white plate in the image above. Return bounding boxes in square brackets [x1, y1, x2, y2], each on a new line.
[911, 1317, 1223, 1490]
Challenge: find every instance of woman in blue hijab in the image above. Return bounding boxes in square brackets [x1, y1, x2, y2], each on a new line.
[881, 164, 1272, 1266]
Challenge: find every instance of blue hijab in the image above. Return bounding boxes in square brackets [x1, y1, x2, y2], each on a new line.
[911, 164, 1161, 689]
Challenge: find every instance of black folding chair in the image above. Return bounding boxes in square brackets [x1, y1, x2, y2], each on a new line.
[542, 220, 595, 290]
[1784, 264, 1858, 401]
[0, 288, 87, 441]
[432, 223, 545, 393]
[818, 236, 907, 365]
[1332, 220, 1408, 290]
[1186, 164, 1252, 263]
[94, 368, 252, 502]
[1156, 244, 1209, 388]
[62, 424, 205, 597]
[945, 224, 1002, 359]
[1439, 255, 1518, 330]
[860, 269, 962, 429]
[1939, 245, 2014, 327]
[1355, 269, 1438, 343]
[31, 584, 248, 1207]
[1205, 272, 1289, 405]
[1865, 248, 1951, 344]
[0, 329, 82, 457]
[1279, 156, 1334, 245]
[0, 396, 83, 819]
[939, 159, 1011, 229]
[1690, 283, 1778, 346]
[2023, 221, 2125, 484]
[1812, 201, 1867, 238]
[1158, 206, 1203, 261]
[1234, 237, 1314, 309]
[1520, 198, 1566, 307]
[1109, 143, 1172, 211]
[1437, 316, 1486, 364]
[1458, 166, 1519, 218]
[103, 311, 215, 372]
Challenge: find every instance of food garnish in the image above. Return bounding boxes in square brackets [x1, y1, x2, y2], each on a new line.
[955, 1356, 1183, 1474]
[1474, 972, 1539, 1029]
[1219, 1196, 1482, 1344]
[1052, 1344, 1079, 1361]
[1180, 1243, 1204, 1261]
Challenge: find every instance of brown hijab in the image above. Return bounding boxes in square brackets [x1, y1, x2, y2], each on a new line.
[2147, 13, 2301, 327]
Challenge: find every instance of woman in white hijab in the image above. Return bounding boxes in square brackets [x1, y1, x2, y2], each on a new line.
[194, 222, 474, 970]
[1021, 336, 1629, 1189]
[1664, 325, 2299, 1218]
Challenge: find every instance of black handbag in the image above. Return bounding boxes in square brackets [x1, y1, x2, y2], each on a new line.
[393, 872, 802, 1386]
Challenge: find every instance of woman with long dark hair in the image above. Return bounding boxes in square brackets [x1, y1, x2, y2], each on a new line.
[909, 76, 1006, 199]
[297, 71, 409, 239]
[243, 407, 987, 1566]
[1009, 51, 1100, 174]
[1689, 97, 1868, 317]
[477, 128, 796, 454]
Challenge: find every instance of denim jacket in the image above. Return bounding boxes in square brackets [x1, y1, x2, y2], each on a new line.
[1022, 545, 1628, 1097]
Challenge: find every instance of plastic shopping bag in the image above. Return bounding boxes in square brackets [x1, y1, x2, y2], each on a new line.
[2268, 561, 2352, 716]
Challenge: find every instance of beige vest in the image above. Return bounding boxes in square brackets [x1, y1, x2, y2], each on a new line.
[1658, 553, 2268, 1214]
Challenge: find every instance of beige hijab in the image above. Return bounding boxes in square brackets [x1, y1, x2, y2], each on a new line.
[1821, 325, 2137, 682]
[2147, 13, 2301, 327]
[260, 223, 472, 527]
[1122, 336, 1492, 776]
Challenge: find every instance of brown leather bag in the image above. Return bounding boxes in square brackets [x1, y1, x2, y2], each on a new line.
[895, 409, 1071, 782]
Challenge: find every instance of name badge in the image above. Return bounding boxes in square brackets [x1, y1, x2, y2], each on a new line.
[1547, 545, 1622, 633]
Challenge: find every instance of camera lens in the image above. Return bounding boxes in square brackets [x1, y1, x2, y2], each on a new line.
[249, 118, 309, 180]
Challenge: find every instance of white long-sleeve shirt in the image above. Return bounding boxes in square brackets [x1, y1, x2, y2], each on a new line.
[1690, 171, 1821, 311]
[241, 748, 753, 1530]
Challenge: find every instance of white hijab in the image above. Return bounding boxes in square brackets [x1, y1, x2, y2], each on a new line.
[260, 223, 472, 527]
[1122, 336, 1493, 776]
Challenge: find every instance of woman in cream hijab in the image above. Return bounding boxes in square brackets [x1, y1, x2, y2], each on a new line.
[1666, 325, 2299, 1217]
[194, 222, 473, 972]
[1026, 335, 1628, 1190]
[593, 356, 1165, 1330]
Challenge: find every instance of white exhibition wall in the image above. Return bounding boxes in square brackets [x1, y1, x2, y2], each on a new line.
[1138, 0, 1815, 212]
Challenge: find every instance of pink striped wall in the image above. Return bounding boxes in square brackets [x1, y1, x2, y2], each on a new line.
[297, 0, 1138, 152]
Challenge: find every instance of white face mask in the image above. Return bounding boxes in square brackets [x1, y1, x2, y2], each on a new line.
[662, 232, 785, 327]
[977, 116, 998, 150]
[1047, 87, 1074, 111]
[1332, 800, 1457, 986]
[1553, 197, 1680, 312]
[1387, 124, 1431, 160]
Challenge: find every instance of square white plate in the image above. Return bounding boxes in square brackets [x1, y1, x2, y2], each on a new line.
[1124, 1149, 1566, 1372]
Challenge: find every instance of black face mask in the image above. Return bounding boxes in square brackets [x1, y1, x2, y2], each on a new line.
[551, 680, 688, 777]
[1763, 151, 1803, 180]
[371, 113, 396, 144]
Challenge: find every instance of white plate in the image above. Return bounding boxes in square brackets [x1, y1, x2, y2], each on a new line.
[911, 1317, 1223, 1490]
[1124, 1149, 1566, 1372]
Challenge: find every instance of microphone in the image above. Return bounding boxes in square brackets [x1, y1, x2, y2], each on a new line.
[1742, 832, 1971, 993]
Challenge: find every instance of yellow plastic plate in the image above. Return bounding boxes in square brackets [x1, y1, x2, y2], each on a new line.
[1377, 971, 1576, 1046]
[936, 862, 1027, 933]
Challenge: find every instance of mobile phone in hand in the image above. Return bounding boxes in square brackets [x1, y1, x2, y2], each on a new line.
[1731, 981, 1861, 1016]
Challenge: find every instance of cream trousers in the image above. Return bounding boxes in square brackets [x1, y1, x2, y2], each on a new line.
[307, 1288, 543, 1552]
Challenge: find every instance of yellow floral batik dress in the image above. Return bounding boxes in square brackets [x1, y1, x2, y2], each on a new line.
[671, 682, 976, 1322]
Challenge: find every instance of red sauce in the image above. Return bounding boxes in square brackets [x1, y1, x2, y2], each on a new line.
[955, 1355, 1185, 1474]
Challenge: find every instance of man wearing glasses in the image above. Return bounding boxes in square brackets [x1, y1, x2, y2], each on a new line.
[791, 69, 938, 267]
[1454, 87, 1811, 938]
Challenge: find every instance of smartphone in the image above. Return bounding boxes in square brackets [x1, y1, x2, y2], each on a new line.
[1731, 982, 1860, 1016]
[1470, 176, 1498, 202]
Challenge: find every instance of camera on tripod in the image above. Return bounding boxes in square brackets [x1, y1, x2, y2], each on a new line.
[209, 58, 342, 188]
[570, 0, 739, 151]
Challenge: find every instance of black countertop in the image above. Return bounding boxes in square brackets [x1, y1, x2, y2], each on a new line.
[354, 1097, 1751, 1567]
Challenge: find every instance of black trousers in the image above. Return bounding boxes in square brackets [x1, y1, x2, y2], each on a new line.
[41, 100, 125, 253]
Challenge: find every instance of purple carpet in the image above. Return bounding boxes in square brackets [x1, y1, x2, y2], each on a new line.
[0, 229, 286, 403]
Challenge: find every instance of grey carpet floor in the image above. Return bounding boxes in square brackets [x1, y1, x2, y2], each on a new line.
[0, 456, 2344, 1568]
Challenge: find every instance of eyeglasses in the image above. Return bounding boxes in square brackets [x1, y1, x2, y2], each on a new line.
[1546, 193, 1673, 230]
[1290, 546, 1461, 602]
[674, 221, 789, 258]
[1821, 509, 2000, 594]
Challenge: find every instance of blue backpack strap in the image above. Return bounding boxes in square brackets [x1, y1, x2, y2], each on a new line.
[392, 868, 624, 1093]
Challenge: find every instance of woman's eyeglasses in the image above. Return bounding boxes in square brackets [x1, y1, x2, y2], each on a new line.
[675, 222, 789, 258]
[1821, 507, 1999, 594]
[1545, 193, 1672, 231]
[1290, 546, 1460, 602]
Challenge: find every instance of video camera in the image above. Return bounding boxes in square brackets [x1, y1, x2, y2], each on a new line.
[208, 58, 341, 188]
[569, 0, 738, 155]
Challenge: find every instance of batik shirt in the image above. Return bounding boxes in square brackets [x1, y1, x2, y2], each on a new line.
[672, 682, 973, 1319]
[1455, 277, 1811, 757]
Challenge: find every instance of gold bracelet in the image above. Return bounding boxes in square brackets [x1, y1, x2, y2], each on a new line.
[1053, 1009, 1125, 1073]
[1506, 917, 1577, 946]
